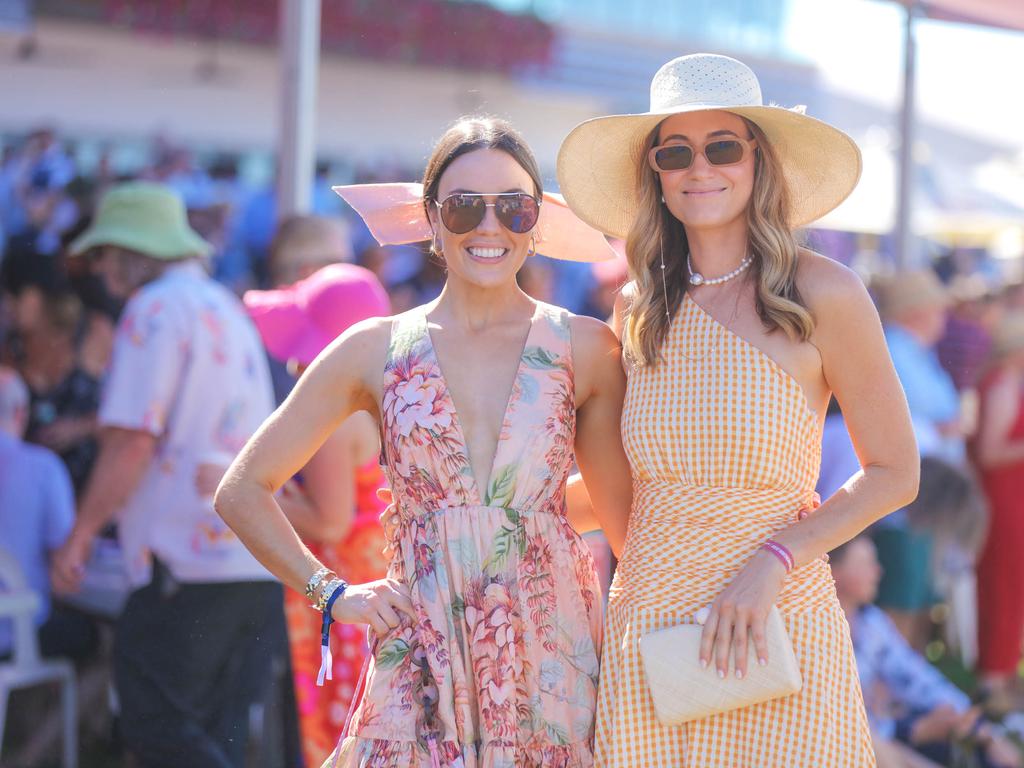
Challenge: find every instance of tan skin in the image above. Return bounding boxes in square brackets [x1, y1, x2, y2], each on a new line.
[215, 148, 632, 637]
[573, 109, 919, 680]
[196, 409, 379, 544]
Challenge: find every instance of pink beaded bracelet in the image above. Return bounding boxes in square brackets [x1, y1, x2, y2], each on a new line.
[761, 540, 795, 573]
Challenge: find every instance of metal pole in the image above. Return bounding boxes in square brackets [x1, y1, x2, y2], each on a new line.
[278, 0, 321, 218]
[894, 1, 918, 270]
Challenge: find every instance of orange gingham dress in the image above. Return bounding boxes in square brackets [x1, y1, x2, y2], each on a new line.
[595, 294, 875, 767]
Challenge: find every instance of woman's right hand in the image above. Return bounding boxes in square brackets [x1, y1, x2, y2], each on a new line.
[332, 578, 416, 636]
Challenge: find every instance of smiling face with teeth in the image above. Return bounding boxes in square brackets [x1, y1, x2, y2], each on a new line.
[428, 148, 540, 290]
[656, 110, 756, 234]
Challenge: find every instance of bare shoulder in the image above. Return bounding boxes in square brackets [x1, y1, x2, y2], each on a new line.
[319, 314, 394, 365]
[568, 312, 621, 361]
[311, 314, 395, 406]
[568, 312, 624, 403]
[794, 248, 875, 325]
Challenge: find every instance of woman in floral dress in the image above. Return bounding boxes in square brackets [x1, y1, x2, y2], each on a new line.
[216, 117, 633, 767]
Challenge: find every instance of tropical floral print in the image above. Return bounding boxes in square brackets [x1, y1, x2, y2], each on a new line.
[326, 304, 602, 768]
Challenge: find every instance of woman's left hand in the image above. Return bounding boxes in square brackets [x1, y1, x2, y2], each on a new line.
[698, 549, 788, 680]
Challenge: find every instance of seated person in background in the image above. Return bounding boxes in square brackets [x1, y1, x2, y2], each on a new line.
[0, 366, 94, 661]
[832, 535, 1021, 768]
[0, 246, 110, 497]
[905, 456, 988, 669]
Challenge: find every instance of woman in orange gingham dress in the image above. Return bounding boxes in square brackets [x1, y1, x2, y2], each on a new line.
[557, 54, 921, 766]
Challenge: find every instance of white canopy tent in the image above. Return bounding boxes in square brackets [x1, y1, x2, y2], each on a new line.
[888, 0, 1024, 267]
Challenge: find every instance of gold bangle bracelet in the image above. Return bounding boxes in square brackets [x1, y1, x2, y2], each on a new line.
[304, 567, 333, 604]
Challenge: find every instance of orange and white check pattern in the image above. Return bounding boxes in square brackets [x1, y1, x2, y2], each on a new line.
[595, 295, 875, 767]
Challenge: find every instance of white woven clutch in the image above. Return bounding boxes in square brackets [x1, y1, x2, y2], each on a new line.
[638, 606, 802, 726]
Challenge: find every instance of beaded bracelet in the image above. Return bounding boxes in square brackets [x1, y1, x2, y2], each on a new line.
[761, 540, 795, 573]
[316, 579, 349, 686]
[314, 577, 346, 612]
[304, 566, 333, 605]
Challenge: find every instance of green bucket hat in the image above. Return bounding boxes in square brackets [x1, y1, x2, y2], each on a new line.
[70, 181, 212, 260]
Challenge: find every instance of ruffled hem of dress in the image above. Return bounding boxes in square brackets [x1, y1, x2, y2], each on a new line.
[322, 735, 594, 768]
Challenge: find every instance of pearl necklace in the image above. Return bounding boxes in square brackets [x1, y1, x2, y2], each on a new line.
[687, 253, 753, 286]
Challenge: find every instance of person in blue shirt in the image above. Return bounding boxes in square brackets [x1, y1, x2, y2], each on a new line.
[873, 269, 964, 650]
[832, 535, 1021, 768]
[0, 365, 94, 661]
[876, 269, 963, 462]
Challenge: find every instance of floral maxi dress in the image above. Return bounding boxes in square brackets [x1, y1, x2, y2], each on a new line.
[325, 303, 603, 768]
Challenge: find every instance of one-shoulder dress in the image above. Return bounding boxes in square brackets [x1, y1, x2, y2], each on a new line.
[595, 294, 875, 767]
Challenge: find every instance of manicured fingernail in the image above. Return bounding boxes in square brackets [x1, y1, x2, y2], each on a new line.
[759, 657, 768, 666]
[717, 669, 725, 679]
[700, 658, 708, 669]
[736, 670, 744, 680]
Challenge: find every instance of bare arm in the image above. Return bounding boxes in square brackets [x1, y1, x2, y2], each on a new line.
[215, 319, 414, 633]
[773, 260, 920, 566]
[278, 413, 376, 544]
[572, 316, 632, 557]
[214, 320, 384, 593]
[52, 427, 156, 592]
[974, 370, 1024, 468]
[699, 257, 919, 679]
[564, 474, 598, 534]
[563, 286, 633, 534]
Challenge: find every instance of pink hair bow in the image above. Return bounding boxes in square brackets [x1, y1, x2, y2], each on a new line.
[333, 183, 615, 263]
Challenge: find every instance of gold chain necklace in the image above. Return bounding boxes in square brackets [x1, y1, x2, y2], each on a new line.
[675, 282, 744, 363]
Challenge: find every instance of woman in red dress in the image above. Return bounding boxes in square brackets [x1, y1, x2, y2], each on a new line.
[973, 312, 1024, 702]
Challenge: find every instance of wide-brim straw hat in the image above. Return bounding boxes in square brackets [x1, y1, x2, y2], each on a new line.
[70, 181, 212, 260]
[556, 53, 862, 238]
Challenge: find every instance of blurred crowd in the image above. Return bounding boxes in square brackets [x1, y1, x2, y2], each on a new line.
[2, 126, 1024, 768]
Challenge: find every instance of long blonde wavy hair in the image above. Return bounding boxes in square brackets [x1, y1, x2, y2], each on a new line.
[622, 118, 814, 367]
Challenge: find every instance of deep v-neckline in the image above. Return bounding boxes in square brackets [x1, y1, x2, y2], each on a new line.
[422, 304, 540, 505]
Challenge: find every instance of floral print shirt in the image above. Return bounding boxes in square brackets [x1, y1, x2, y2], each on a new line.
[99, 261, 275, 587]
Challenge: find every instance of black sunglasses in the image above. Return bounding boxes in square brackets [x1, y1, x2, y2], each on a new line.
[434, 192, 541, 235]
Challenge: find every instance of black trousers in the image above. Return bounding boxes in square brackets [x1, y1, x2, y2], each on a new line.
[114, 565, 287, 768]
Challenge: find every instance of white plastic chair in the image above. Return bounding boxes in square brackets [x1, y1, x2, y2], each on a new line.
[0, 546, 77, 768]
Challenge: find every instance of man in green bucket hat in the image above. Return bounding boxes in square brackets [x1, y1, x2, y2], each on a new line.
[52, 182, 286, 767]
[67, 181, 214, 298]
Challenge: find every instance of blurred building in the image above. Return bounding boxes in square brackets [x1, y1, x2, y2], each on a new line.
[1, 0, 1021, 268]
[0, 0, 812, 176]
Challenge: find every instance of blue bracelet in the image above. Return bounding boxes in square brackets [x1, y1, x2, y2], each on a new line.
[316, 580, 348, 687]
